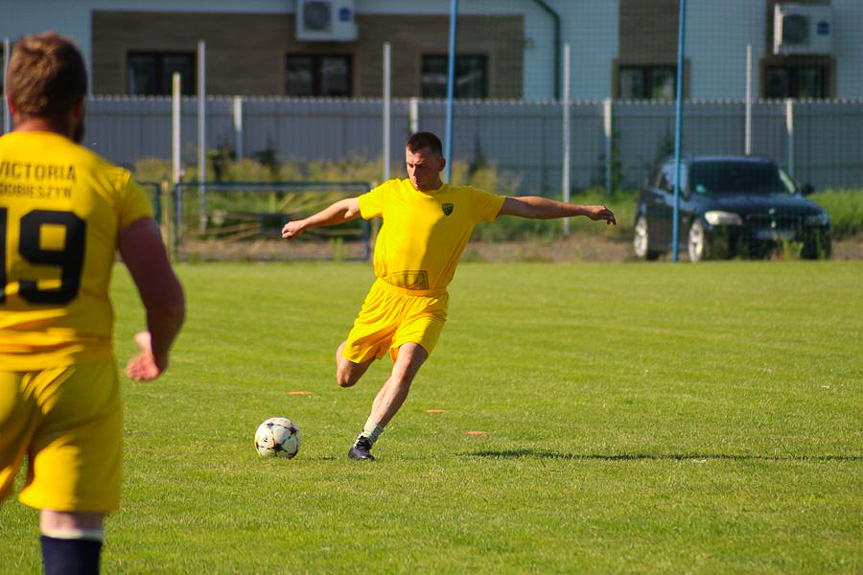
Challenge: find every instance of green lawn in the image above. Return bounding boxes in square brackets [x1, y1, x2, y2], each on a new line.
[2, 261, 862, 573]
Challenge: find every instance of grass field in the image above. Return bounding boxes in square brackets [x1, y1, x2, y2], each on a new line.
[2, 260, 862, 573]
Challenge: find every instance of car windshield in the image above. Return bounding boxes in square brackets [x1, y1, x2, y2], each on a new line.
[689, 161, 794, 195]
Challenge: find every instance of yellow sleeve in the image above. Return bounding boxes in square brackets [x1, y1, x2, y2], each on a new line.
[118, 175, 155, 229]
[358, 181, 390, 220]
[469, 187, 506, 222]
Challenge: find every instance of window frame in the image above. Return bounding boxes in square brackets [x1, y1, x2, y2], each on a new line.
[618, 65, 677, 101]
[126, 51, 196, 96]
[285, 53, 353, 97]
[763, 63, 830, 99]
[420, 54, 489, 99]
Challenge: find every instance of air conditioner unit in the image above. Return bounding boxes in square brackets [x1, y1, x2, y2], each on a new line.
[296, 0, 358, 42]
[773, 3, 832, 55]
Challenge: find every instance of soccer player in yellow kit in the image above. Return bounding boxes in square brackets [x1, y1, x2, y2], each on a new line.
[0, 32, 185, 573]
[282, 132, 615, 460]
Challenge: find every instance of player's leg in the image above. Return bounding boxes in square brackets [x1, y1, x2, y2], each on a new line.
[371, 343, 429, 428]
[336, 282, 397, 388]
[344, 285, 446, 460]
[335, 340, 374, 388]
[18, 362, 122, 575]
[40, 510, 105, 575]
[348, 342, 430, 461]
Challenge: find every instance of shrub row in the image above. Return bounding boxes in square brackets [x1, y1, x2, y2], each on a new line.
[134, 157, 861, 241]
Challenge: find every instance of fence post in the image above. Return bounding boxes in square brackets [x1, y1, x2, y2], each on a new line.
[786, 99, 795, 178]
[745, 44, 752, 156]
[172, 73, 182, 258]
[603, 98, 612, 196]
[383, 42, 391, 182]
[197, 40, 207, 234]
[562, 44, 571, 236]
[444, 0, 459, 183]
[159, 177, 170, 242]
[233, 96, 244, 160]
[2, 38, 10, 134]
[409, 98, 419, 134]
[672, 0, 688, 262]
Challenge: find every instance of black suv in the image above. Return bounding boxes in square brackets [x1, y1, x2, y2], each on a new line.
[634, 156, 832, 261]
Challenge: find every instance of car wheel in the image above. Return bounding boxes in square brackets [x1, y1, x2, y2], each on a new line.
[633, 215, 660, 260]
[802, 232, 832, 260]
[688, 220, 708, 262]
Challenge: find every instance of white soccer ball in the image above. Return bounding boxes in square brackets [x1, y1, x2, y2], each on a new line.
[254, 417, 301, 459]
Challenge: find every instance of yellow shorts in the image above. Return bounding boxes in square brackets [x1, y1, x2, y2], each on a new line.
[0, 360, 122, 513]
[343, 278, 449, 364]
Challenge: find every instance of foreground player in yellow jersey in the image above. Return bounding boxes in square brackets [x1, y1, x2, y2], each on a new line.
[282, 132, 615, 461]
[0, 33, 185, 573]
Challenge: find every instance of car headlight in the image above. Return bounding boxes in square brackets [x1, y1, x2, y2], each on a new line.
[704, 211, 743, 226]
[805, 213, 830, 227]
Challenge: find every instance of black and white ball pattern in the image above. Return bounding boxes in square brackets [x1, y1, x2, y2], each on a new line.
[255, 417, 301, 458]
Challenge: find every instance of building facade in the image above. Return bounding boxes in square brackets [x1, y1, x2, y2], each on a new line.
[2, 0, 861, 101]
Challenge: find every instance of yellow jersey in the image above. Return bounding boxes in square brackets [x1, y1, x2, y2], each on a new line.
[0, 132, 153, 370]
[359, 179, 504, 291]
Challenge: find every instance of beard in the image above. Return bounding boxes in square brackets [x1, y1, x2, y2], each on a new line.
[72, 117, 85, 144]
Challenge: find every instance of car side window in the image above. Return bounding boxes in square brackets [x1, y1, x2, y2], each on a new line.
[659, 163, 689, 194]
[660, 164, 675, 192]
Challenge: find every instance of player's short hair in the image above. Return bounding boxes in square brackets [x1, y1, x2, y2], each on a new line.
[406, 132, 443, 157]
[6, 32, 87, 119]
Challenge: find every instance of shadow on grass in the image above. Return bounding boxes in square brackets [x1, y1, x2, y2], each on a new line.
[463, 449, 863, 462]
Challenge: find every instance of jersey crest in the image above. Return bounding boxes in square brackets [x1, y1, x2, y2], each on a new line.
[442, 203, 454, 216]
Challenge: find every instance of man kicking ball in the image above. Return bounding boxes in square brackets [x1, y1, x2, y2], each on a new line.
[281, 132, 615, 460]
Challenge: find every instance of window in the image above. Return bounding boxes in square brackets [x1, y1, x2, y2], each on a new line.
[619, 66, 676, 100]
[659, 162, 685, 192]
[285, 55, 351, 97]
[764, 65, 828, 99]
[690, 161, 791, 195]
[421, 55, 488, 99]
[127, 52, 195, 96]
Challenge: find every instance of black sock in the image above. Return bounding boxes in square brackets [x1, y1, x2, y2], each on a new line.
[40, 536, 102, 575]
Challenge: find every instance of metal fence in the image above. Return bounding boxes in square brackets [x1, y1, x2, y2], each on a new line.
[84, 96, 863, 194]
[167, 180, 372, 261]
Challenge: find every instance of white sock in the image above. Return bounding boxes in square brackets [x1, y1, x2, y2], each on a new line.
[41, 526, 105, 542]
[360, 418, 384, 445]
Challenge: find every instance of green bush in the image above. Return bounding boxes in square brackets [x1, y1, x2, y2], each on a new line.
[474, 188, 637, 242]
[810, 189, 863, 239]
[134, 154, 641, 242]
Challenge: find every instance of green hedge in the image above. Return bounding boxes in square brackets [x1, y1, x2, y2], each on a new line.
[810, 189, 863, 239]
[135, 156, 861, 241]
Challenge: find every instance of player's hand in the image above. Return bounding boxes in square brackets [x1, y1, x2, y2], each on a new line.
[587, 205, 617, 226]
[281, 220, 306, 241]
[125, 331, 165, 381]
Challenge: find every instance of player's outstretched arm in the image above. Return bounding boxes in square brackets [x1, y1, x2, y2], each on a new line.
[281, 197, 362, 240]
[499, 196, 616, 226]
[118, 218, 186, 381]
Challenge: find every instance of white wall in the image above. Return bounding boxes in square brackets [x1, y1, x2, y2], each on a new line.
[555, 0, 618, 101]
[833, 0, 863, 98]
[686, 0, 765, 100]
[686, 0, 863, 100]
[1, 1, 92, 87]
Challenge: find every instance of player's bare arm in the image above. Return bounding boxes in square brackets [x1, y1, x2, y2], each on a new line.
[499, 196, 617, 225]
[118, 217, 186, 381]
[281, 197, 362, 240]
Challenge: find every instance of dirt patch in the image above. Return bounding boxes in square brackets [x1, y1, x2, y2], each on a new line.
[462, 235, 632, 263]
[832, 237, 863, 260]
[178, 235, 861, 263]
